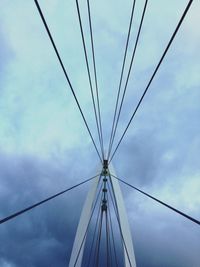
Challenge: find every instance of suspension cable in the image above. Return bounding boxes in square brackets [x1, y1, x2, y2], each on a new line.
[111, 174, 200, 226]
[108, 0, 148, 160]
[109, 0, 194, 163]
[92, 206, 103, 266]
[107, 197, 119, 267]
[107, 0, 136, 159]
[94, 210, 103, 267]
[86, 192, 103, 266]
[75, 0, 104, 159]
[34, 0, 102, 162]
[0, 174, 99, 225]
[105, 210, 111, 267]
[87, 0, 105, 159]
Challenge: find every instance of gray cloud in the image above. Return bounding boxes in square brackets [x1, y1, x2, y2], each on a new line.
[0, 0, 200, 266]
[0, 150, 96, 267]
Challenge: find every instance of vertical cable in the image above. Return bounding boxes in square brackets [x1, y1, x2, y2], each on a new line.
[94, 210, 103, 267]
[105, 209, 112, 267]
[34, 0, 102, 163]
[105, 211, 109, 267]
[75, 0, 104, 159]
[86, 192, 103, 266]
[87, 0, 105, 159]
[107, 197, 119, 267]
[92, 208, 103, 266]
[107, 0, 136, 159]
[108, 0, 148, 161]
[109, 0, 194, 163]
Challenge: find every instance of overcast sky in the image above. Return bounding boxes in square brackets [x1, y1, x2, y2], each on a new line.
[0, 0, 200, 266]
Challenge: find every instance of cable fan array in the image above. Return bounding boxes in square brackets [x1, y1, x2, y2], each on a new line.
[0, 1, 199, 267]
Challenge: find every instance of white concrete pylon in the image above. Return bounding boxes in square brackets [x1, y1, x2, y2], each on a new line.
[109, 164, 136, 267]
[69, 174, 100, 267]
[69, 163, 136, 267]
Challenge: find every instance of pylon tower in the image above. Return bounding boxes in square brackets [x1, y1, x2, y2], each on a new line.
[69, 160, 136, 266]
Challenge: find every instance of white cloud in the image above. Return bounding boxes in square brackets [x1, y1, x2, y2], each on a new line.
[0, 1, 199, 266]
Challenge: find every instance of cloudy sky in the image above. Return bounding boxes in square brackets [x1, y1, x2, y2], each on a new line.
[0, 0, 200, 266]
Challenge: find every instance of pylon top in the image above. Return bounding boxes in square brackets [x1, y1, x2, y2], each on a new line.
[103, 159, 108, 169]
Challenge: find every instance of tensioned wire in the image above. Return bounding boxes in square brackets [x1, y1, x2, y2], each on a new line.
[75, 0, 104, 159]
[87, 0, 105, 159]
[34, 0, 102, 163]
[108, 0, 148, 160]
[111, 174, 200, 226]
[107, 0, 136, 160]
[109, 0, 194, 163]
[0, 174, 100, 225]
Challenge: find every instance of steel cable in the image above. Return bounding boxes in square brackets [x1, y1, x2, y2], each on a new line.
[34, 0, 102, 162]
[109, 0, 194, 163]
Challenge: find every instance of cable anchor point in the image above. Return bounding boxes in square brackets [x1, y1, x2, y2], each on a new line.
[101, 159, 109, 176]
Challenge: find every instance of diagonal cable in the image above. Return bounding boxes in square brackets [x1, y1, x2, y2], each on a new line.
[111, 174, 200, 226]
[86, 192, 103, 266]
[94, 210, 103, 267]
[109, 0, 194, 163]
[0, 174, 99, 225]
[92, 207, 103, 267]
[75, 0, 104, 159]
[107, 0, 136, 160]
[87, 0, 104, 159]
[34, 0, 102, 162]
[108, 0, 148, 160]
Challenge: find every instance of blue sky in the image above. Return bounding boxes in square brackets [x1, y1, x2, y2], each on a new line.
[0, 0, 200, 266]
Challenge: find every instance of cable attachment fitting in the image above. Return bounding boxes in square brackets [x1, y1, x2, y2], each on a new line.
[101, 159, 109, 176]
[101, 199, 107, 212]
